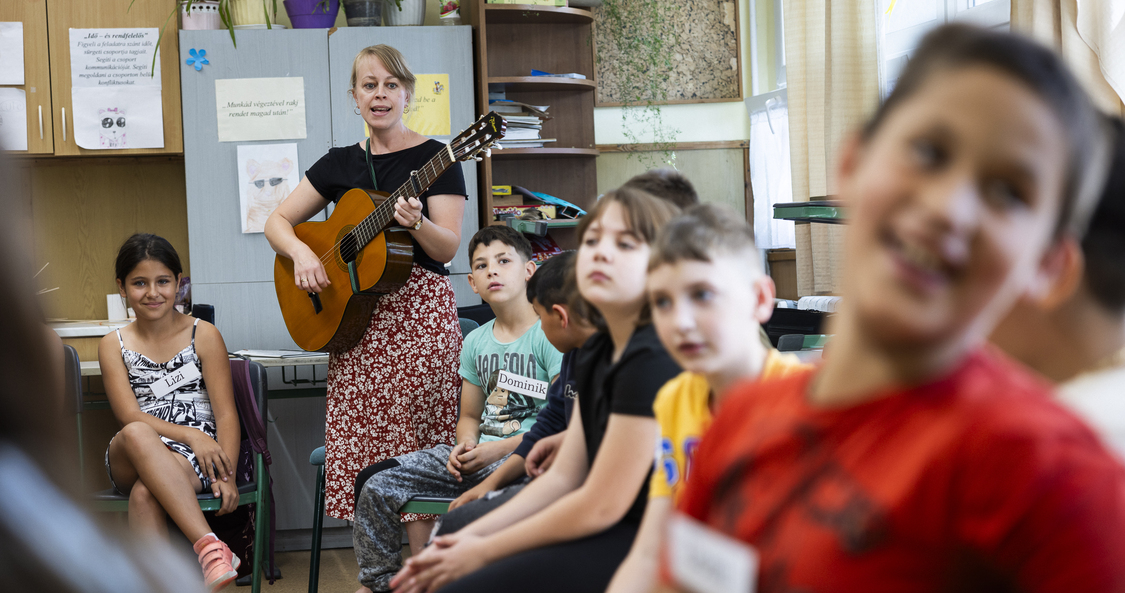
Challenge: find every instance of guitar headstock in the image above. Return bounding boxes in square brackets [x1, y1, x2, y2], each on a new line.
[451, 112, 507, 162]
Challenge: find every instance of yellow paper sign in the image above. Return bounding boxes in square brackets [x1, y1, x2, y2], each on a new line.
[406, 74, 451, 136]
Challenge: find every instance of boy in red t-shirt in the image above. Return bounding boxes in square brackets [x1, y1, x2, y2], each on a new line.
[673, 24, 1125, 593]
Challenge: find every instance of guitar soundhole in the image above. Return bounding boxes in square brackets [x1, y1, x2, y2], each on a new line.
[334, 226, 364, 272]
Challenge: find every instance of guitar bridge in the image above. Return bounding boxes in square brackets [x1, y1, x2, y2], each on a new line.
[308, 291, 323, 314]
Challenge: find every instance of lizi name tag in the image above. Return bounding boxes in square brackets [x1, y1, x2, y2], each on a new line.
[496, 370, 549, 400]
[668, 512, 758, 593]
[149, 362, 202, 399]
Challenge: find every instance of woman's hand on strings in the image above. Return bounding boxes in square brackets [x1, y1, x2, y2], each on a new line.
[292, 241, 331, 293]
[394, 196, 424, 229]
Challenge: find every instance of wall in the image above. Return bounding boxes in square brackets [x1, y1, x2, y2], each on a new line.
[23, 157, 191, 321]
[593, 0, 774, 146]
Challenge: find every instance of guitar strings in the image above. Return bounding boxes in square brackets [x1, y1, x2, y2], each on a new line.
[307, 142, 475, 271]
[313, 148, 449, 267]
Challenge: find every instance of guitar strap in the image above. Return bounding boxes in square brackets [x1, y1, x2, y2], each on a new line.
[364, 138, 379, 192]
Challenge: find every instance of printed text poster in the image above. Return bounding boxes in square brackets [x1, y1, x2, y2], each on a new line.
[69, 28, 164, 150]
[216, 77, 307, 142]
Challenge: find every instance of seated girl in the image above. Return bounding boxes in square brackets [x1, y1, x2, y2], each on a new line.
[390, 187, 682, 593]
[99, 233, 241, 592]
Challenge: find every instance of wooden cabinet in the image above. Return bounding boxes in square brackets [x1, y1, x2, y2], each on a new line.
[1, 0, 183, 155]
[45, 0, 183, 155]
[0, 0, 54, 154]
[466, 0, 598, 248]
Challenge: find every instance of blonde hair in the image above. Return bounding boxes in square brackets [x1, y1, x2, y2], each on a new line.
[648, 203, 762, 274]
[349, 45, 416, 101]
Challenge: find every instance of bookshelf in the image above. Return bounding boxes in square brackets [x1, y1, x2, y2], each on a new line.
[467, 0, 599, 250]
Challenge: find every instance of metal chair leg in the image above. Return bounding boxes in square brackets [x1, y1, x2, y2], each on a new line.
[308, 463, 326, 593]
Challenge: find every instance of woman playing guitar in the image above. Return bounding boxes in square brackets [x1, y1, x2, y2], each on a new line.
[264, 45, 466, 527]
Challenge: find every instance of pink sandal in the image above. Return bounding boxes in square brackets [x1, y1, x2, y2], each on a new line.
[193, 534, 242, 592]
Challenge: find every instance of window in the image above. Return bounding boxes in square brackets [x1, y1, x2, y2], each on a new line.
[878, 0, 1010, 97]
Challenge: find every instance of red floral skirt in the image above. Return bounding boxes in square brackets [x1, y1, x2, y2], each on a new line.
[324, 265, 461, 522]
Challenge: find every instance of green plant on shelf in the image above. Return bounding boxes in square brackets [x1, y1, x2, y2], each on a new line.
[596, 0, 680, 168]
[133, 0, 279, 76]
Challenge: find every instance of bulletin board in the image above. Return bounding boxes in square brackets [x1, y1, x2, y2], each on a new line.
[594, 0, 742, 106]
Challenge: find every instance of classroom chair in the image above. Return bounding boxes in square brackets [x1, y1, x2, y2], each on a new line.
[307, 317, 480, 593]
[64, 344, 84, 488]
[90, 360, 273, 593]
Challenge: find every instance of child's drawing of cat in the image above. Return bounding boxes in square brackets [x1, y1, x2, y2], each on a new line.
[99, 108, 127, 148]
[244, 157, 294, 233]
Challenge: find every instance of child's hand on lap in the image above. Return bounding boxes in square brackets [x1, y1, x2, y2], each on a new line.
[213, 479, 239, 515]
[455, 439, 507, 475]
[392, 532, 488, 593]
[448, 482, 490, 511]
[188, 431, 234, 484]
[525, 432, 564, 476]
[446, 440, 477, 481]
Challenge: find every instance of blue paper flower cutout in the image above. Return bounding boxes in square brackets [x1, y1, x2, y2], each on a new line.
[186, 48, 209, 71]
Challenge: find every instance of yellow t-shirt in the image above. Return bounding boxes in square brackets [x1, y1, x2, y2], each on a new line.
[649, 349, 810, 503]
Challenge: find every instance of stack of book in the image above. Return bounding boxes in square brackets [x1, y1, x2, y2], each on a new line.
[490, 100, 554, 149]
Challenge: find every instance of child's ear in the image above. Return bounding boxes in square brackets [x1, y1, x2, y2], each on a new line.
[751, 275, 777, 324]
[552, 304, 569, 329]
[835, 132, 866, 203]
[466, 271, 480, 295]
[524, 259, 537, 280]
[116, 278, 125, 297]
[1025, 236, 1085, 309]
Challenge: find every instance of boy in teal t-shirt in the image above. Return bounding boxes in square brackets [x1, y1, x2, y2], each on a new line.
[353, 227, 562, 592]
[461, 318, 558, 441]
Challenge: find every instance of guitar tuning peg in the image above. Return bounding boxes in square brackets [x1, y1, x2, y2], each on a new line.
[484, 148, 491, 158]
[494, 143, 503, 150]
[473, 156, 483, 162]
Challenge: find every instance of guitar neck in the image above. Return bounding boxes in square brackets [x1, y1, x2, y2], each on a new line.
[353, 144, 457, 247]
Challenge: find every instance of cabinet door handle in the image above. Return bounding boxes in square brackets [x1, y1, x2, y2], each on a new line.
[61, 107, 66, 142]
[38, 106, 43, 140]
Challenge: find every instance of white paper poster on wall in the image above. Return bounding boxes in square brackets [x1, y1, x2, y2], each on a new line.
[69, 28, 164, 150]
[237, 143, 300, 233]
[0, 88, 27, 151]
[216, 78, 307, 143]
[0, 22, 25, 86]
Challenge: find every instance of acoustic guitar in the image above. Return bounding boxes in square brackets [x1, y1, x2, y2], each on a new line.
[275, 112, 507, 353]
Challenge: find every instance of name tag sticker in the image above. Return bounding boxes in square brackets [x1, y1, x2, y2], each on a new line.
[149, 362, 202, 399]
[496, 370, 549, 400]
[668, 512, 758, 593]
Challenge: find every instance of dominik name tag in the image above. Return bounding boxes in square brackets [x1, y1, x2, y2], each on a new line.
[668, 512, 758, 593]
[496, 370, 549, 400]
[149, 362, 202, 399]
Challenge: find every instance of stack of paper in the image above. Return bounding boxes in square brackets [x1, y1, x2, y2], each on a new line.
[489, 100, 554, 149]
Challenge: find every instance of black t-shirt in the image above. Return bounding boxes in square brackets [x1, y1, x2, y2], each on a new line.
[304, 140, 467, 277]
[573, 324, 681, 524]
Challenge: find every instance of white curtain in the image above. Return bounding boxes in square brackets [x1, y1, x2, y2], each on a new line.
[750, 102, 796, 251]
[1012, 0, 1125, 115]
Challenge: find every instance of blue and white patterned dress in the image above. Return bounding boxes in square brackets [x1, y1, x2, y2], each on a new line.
[104, 319, 217, 492]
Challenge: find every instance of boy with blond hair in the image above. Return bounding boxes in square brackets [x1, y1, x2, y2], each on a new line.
[606, 203, 809, 593]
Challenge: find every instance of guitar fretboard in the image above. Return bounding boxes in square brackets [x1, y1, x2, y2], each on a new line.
[349, 145, 455, 252]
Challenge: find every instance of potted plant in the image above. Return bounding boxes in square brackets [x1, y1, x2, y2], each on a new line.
[181, 0, 223, 30]
[383, 0, 424, 26]
[342, 0, 386, 26]
[136, 0, 277, 75]
[285, 0, 340, 28]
